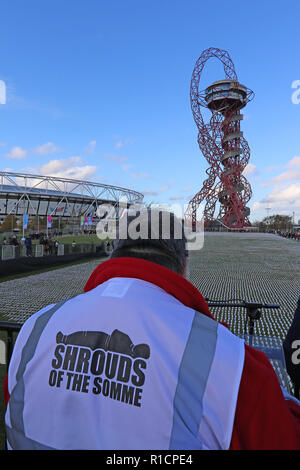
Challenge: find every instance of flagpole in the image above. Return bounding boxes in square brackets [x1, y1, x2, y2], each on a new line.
[23, 214, 28, 238]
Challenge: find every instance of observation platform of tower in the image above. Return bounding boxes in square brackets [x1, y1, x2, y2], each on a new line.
[204, 79, 251, 225]
[204, 79, 247, 164]
[204, 79, 248, 113]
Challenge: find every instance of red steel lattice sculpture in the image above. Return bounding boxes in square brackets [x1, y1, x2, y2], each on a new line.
[185, 47, 254, 230]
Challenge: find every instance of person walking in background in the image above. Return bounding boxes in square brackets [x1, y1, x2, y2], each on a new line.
[48, 238, 54, 255]
[44, 239, 49, 255]
[25, 236, 32, 257]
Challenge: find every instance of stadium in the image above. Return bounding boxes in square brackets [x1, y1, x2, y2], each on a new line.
[0, 170, 144, 233]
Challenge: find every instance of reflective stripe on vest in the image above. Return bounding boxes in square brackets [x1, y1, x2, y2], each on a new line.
[6, 300, 67, 450]
[170, 312, 244, 450]
[6, 425, 55, 450]
[170, 311, 218, 450]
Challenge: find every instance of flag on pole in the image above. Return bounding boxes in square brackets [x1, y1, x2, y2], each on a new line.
[120, 208, 128, 219]
[23, 214, 29, 229]
[47, 215, 52, 228]
[80, 216, 84, 226]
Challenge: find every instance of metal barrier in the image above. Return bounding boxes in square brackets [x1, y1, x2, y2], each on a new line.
[1, 246, 15, 261]
[35, 244, 44, 257]
[1, 244, 45, 260]
[57, 244, 64, 256]
[0, 243, 100, 260]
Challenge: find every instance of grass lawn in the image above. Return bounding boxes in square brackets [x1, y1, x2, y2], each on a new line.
[1, 233, 110, 246]
[53, 234, 105, 245]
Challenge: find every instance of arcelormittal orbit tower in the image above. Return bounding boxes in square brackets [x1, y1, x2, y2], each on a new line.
[185, 47, 254, 230]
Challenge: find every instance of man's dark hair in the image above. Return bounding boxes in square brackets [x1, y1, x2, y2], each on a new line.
[110, 207, 187, 274]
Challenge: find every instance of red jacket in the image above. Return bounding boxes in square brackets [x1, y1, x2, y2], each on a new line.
[4, 257, 300, 449]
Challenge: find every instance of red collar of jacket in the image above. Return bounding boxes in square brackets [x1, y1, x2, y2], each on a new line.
[84, 257, 215, 320]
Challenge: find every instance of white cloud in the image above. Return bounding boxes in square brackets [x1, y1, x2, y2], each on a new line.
[264, 184, 300, 203]
[85, 140, 96, 155]
[251, 201, 261, 211]
[242, 163, 256, 177]
[264, 169, 300, 186]
[8, 157, 98, 193]
[39, 157, 97, 181]
[90, 175, 107, 183]
[121, 163, 131, 171]
[101, 154, 127, 163]
[131, 172, 150, 179]
[142, 185, 169, 196]
[143, 190, 160, 196]
[114, 137, 134, 149]
[5, 146, 27, 159]
[169, 195, 185, 201]
[287, 156, 300, 168]
[249, 183, 300, 221]
[265, 165, 281, 173]
[261, 156, 300, 187]
[33, 142, 61, 156]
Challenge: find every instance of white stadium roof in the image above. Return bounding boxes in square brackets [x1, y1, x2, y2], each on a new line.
[0, 171, 144, 218]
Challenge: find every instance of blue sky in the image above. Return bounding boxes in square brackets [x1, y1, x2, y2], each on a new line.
[1, 0, 300, 223]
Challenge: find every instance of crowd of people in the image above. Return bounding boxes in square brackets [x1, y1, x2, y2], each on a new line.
[0, 233, 60, 257]
[277, 230, 300, 240]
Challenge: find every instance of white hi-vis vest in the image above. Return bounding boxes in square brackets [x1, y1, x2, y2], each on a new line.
[5, 277, 245, 450]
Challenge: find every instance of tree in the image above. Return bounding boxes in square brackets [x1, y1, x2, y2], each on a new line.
[0, 214, 15, 233]
[261, 215, 293, 231]
[251, 219, 266, 231]
[51, 217, 66, 230]
[27, 215, 41, 232]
